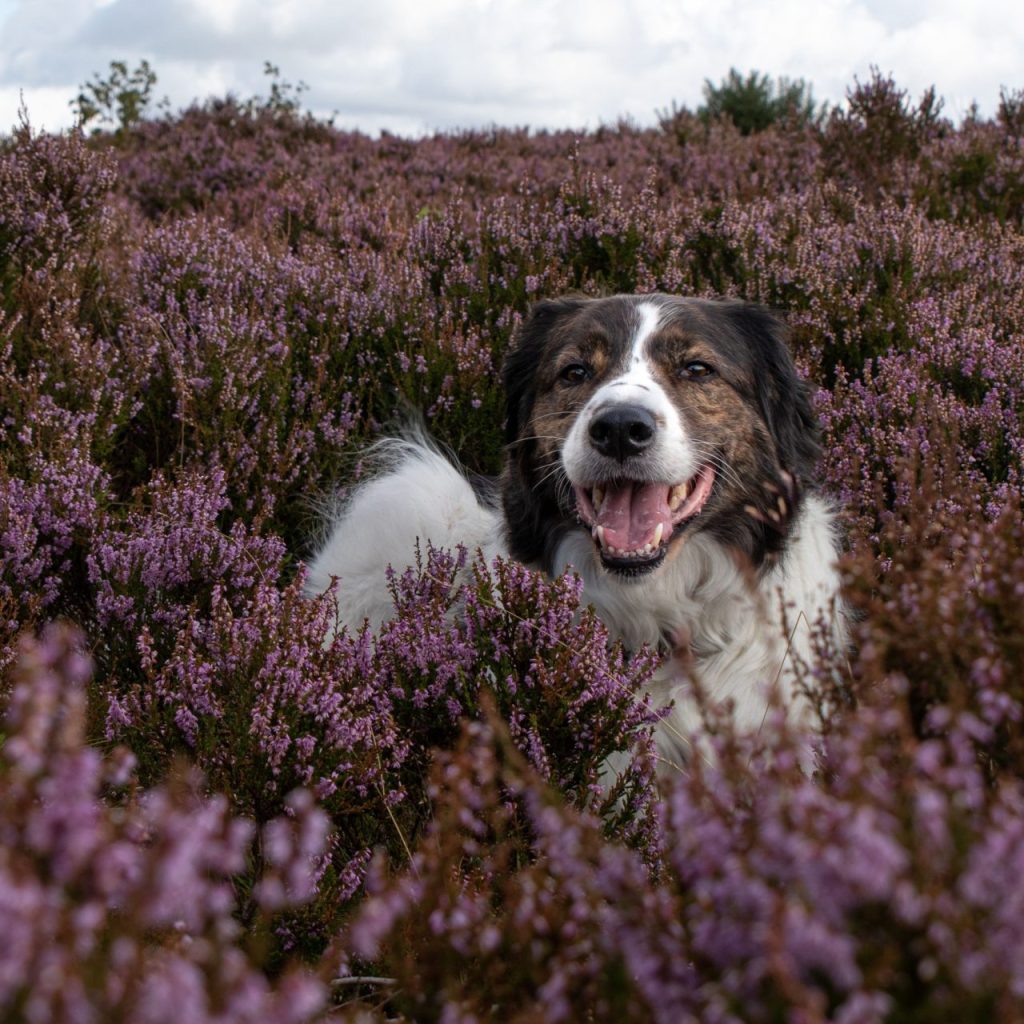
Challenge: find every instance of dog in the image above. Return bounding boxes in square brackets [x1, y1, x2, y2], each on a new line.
[306, 294, 847, 770]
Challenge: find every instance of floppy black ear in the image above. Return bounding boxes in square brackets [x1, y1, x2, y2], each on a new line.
[726, 302, 821, 483]
[502, 297, 586, 446]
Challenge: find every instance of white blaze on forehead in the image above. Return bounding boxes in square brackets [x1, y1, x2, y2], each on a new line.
[599, 299, 664, 399]
[630, 301, 663, 367]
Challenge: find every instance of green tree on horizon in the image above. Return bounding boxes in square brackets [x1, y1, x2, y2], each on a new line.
[699, 67, 820, 134]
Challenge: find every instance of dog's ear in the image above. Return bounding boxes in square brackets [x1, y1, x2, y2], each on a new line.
[502, 297, 586, 445]
[726, 302, 821, 482]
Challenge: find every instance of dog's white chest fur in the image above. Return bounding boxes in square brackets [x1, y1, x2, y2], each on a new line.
[554, 493, 843, 764]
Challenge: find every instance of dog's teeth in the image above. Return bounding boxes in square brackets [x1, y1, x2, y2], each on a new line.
[593, 485, 604, 511]
[595, 524, 606, 548]
[669, 481, 690, 511]
[652, 522, 664, 547]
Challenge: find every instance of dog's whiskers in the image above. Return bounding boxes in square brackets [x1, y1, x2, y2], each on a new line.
[534, 461, 568, 493]
[506, 434, 565, 449]
[687, 442, 746, 494]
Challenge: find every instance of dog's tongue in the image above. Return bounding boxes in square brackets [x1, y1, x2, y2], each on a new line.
[596, 482, 673, 550]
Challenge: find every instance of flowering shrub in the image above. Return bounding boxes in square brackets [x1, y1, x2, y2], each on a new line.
[3, 70, 1024, 1019]
[0, 626, 329, 1023]
[343, 703, 1024, 1022]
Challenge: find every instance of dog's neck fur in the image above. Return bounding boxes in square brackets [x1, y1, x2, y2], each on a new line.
[550, 492, 842, 745]
[505, 492, 846, 774]
[552, 526, 759, 655]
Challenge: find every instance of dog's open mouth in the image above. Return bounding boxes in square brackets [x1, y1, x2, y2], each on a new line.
[573, 464, 716, 571]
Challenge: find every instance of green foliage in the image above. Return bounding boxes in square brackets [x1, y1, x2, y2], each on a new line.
[242, 62, 312, 119]
[698, 67, 819, 135]
[70, 59, 161, 136]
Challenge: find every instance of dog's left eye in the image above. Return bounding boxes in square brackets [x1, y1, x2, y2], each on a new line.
[681, 361, 715, 379]
[560, 363, 592, 384]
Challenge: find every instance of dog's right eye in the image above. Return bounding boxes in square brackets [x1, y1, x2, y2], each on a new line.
[559, 363, 591, 384]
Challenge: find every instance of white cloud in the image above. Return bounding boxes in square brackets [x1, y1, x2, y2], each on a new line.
[1, 0, 1022, 136]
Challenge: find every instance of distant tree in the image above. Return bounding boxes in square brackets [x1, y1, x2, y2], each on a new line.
[71, 59, 160, 135]
[698, 68, 819, 134]
[243, 62, 310, 120]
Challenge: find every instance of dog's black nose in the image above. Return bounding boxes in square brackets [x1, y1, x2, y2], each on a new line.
[588, 405, 657, 461]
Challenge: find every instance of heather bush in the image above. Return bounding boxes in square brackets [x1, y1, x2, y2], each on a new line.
[4, 68, 1024, 1019]
[822, 67, 949, 197]
[0, 626, 328, 1023]
[89, 513, 659, 956]
[844, 466, 1024, 775]
[344, 701, 1024, 1022]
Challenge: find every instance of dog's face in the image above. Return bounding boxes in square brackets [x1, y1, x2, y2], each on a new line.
[501, 294, 820, 576]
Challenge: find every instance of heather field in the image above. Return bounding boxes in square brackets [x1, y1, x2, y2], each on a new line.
[4, 72, 1024, 1021]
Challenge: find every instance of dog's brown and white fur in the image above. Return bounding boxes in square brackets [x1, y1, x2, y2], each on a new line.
[307, 295, 847, 767]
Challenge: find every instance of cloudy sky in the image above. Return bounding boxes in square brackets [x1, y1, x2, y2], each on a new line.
[1, 0, 1022, 136]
